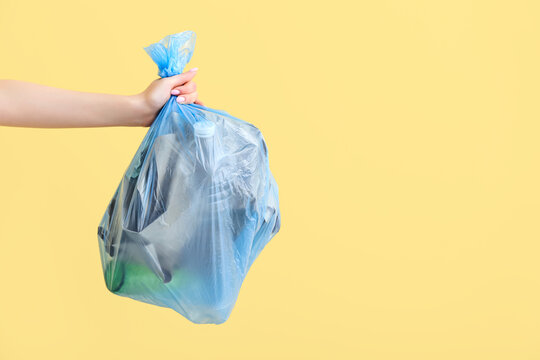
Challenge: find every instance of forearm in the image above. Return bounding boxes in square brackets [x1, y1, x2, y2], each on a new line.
[0, 80, 153, 128]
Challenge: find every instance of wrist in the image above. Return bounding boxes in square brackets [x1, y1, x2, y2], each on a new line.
[128, 94, 155, 127]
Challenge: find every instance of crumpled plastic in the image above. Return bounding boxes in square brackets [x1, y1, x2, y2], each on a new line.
[97, 31, 281, 324]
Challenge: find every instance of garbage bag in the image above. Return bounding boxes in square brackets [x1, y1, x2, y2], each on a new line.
[97, 31, 281, 324]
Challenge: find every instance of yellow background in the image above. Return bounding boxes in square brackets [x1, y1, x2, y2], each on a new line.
[0, 0, 539, 359]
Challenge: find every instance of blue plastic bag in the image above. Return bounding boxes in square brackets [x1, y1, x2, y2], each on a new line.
[97, 31, 280, 324]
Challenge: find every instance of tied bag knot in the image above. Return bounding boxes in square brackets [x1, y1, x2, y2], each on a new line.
[144, 31, 196, 78]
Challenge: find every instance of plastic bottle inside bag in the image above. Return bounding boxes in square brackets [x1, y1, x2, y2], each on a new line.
[194, 120, 218, 172]
[184, 120, 241, 311]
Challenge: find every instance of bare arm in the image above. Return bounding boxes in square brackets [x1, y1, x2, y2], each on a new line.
[0, 68, 202, 128]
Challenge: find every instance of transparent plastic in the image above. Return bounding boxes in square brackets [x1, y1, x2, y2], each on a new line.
[97, 31, 281, 324]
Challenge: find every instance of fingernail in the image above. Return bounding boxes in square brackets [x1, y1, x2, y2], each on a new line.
[171, 89, 180, 95]
[189, 67, 198, 72]
[177, 96, 186, 103]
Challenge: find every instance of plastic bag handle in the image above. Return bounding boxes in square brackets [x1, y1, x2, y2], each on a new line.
[144, 31, 196, 78]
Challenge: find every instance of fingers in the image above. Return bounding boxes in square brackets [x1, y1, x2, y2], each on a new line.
[171, 80, 196, 96]
[176, 91, 198, 104]
[167, 68, 204, 105]
[165, 68, 198, 88]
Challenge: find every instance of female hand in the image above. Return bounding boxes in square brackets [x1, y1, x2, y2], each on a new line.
[136, 68, 204, 126]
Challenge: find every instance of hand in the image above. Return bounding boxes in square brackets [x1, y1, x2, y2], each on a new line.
[135, 68, 204, 126]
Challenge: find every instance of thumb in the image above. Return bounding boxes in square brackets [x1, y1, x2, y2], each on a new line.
[165, 68, 198, 88]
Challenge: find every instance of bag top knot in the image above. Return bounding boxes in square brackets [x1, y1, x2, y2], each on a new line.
[144, 31, 196, 78]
